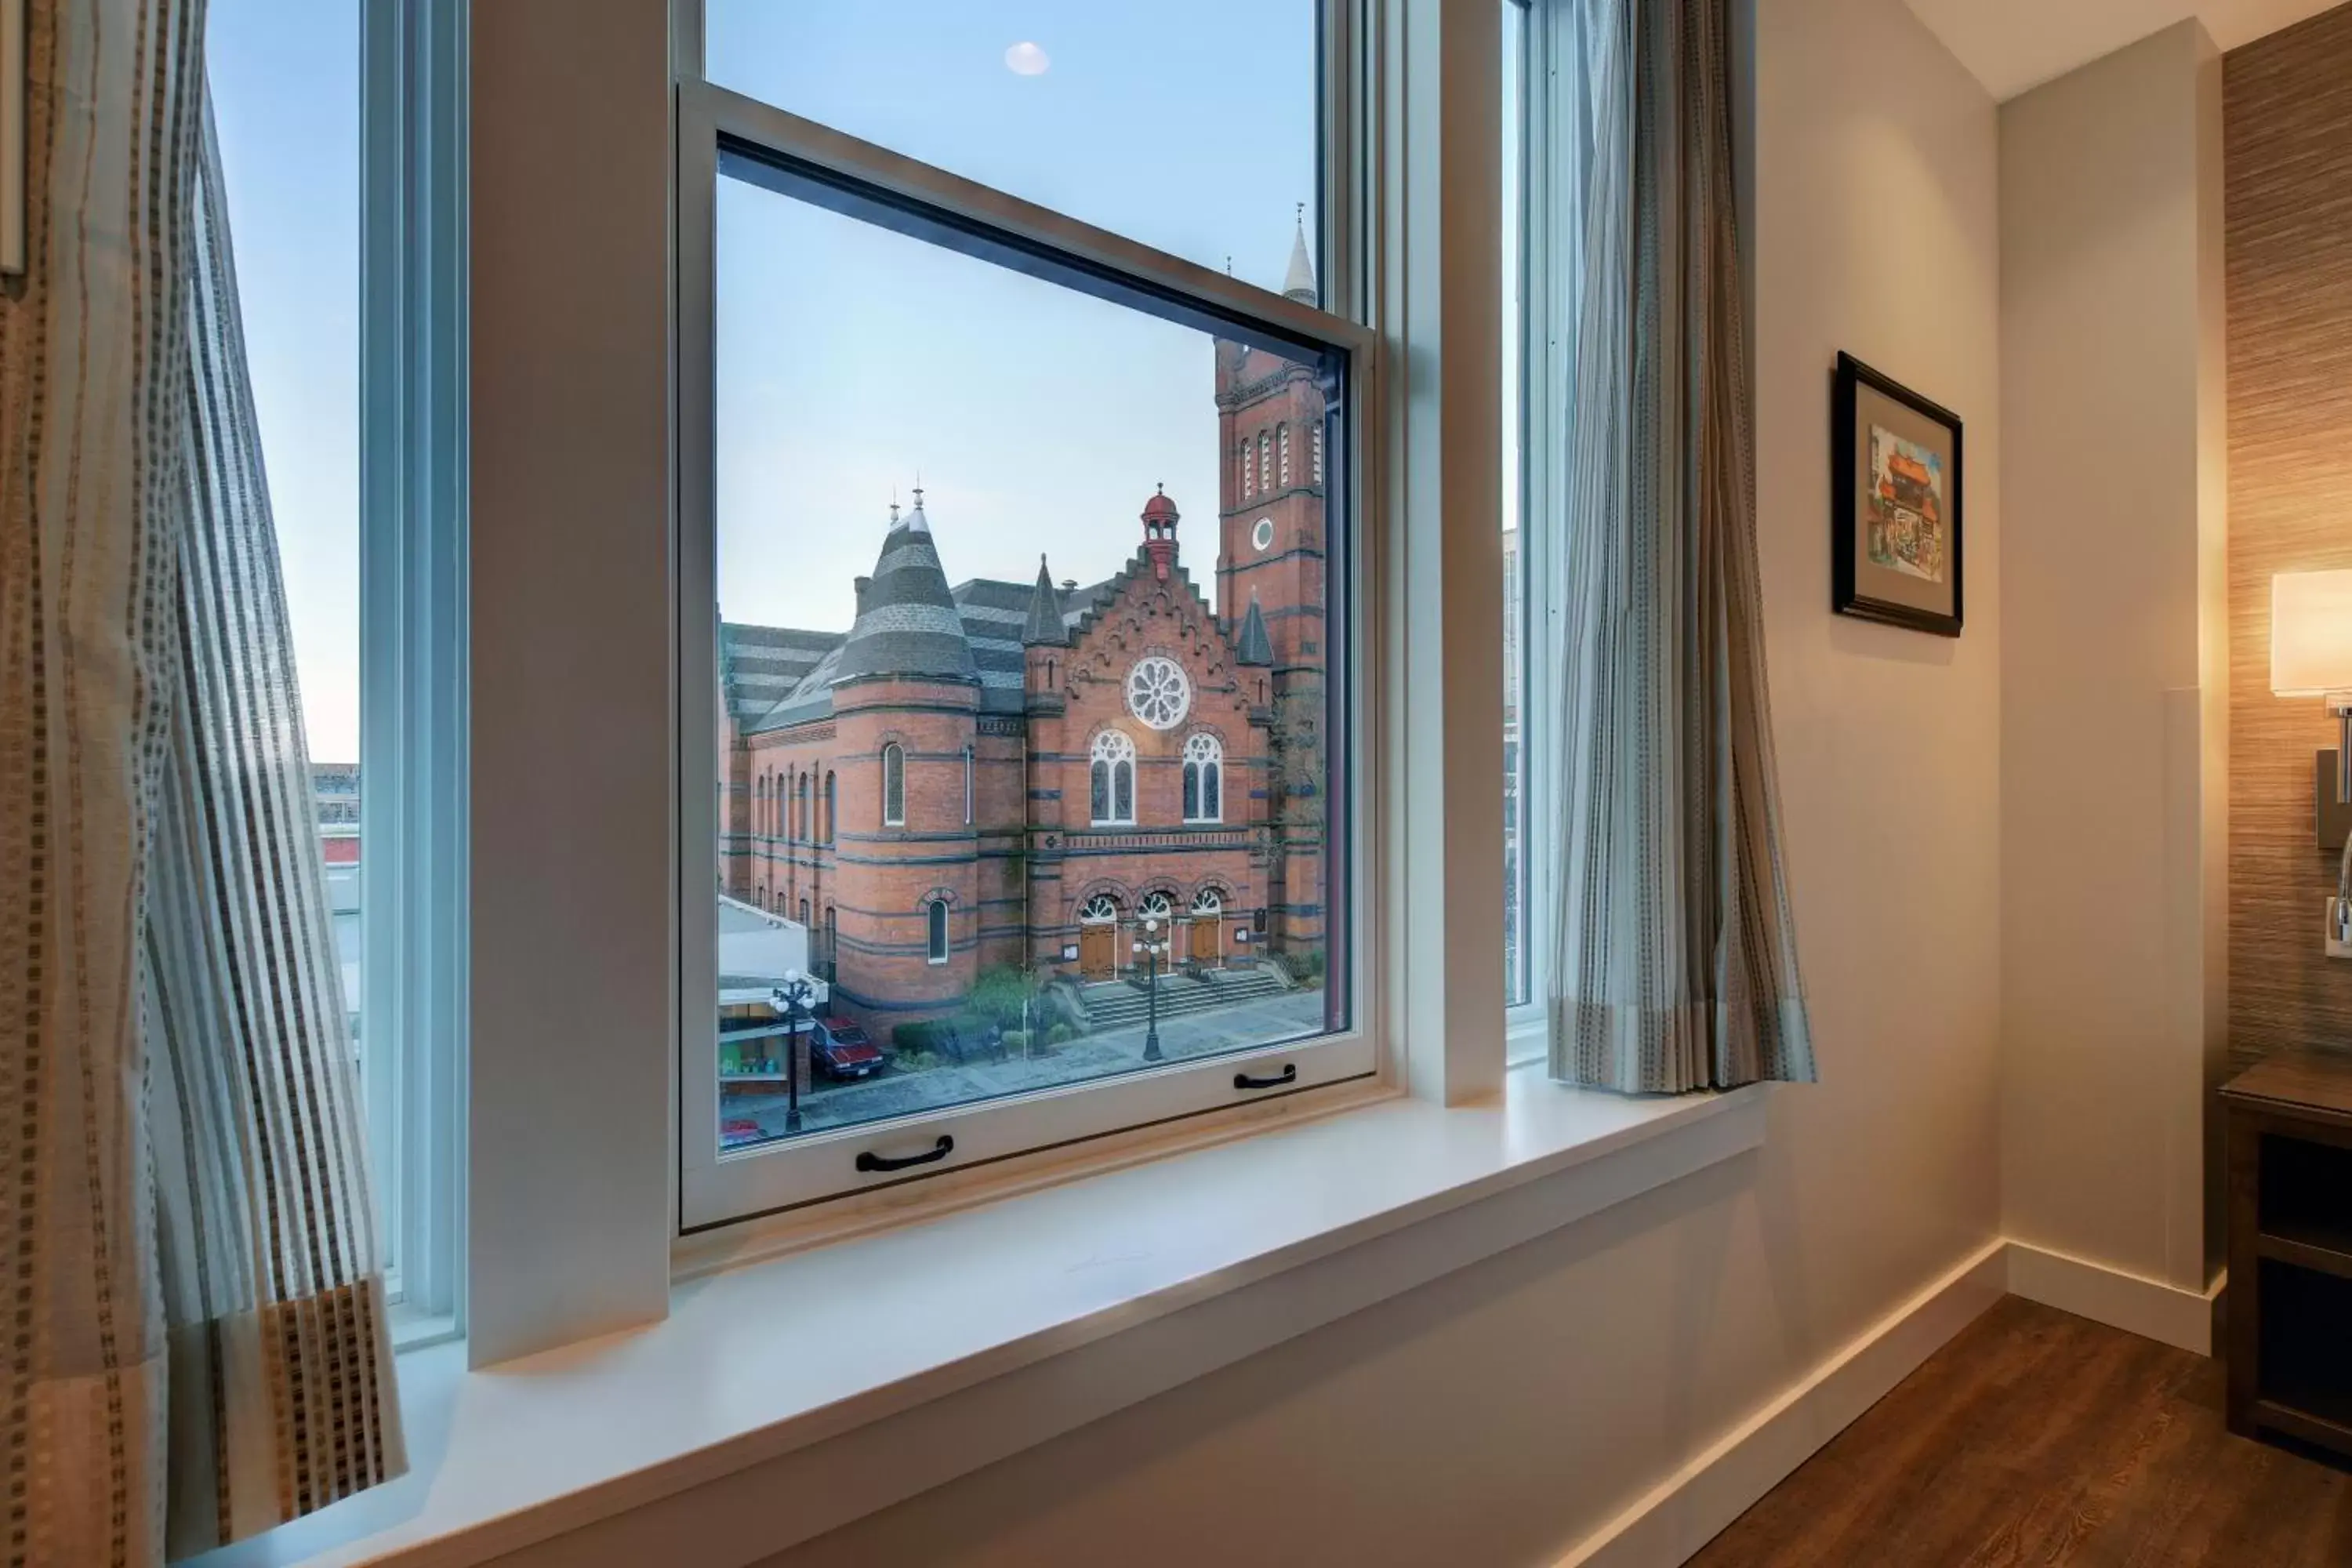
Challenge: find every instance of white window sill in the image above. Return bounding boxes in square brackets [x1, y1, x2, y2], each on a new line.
[190, 1069, 1770, 1568]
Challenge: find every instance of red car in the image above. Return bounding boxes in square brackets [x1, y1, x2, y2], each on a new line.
[809, 1017, 884, 1080]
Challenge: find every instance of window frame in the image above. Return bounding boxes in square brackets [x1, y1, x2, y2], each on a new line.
[358, 0, 468, 1339]
[672, 60, 1383, 1231]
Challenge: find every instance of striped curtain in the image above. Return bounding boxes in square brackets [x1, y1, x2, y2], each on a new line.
[1544, 0, 1814, 1093]
[1, 3, 403, 1563]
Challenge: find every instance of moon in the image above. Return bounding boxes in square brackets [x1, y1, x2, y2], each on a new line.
[1004, 41, 1051, 76]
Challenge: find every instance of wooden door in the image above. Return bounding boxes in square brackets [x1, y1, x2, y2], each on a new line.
[1189, 917, 1220, 966]
[1080, 923, 1116, 979]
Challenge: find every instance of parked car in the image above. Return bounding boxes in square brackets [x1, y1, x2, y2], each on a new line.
[720, 1116, 764, 1150]
[808, 1016, 884, 1080]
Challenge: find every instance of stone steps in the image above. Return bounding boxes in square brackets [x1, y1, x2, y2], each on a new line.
[1079, 970, 1290, 1031]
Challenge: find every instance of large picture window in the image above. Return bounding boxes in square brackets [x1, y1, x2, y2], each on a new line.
[680, 2, 1369, 1225]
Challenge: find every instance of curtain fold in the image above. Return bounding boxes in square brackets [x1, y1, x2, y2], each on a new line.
[1545, 0, 1814, 1094]
[2, 3, 402, 1562]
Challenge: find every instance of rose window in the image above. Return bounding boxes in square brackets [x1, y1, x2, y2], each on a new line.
[1126, 655, 1192, 730]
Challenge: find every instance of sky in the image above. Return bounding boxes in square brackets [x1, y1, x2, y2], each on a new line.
[204, 1, 1319, 763]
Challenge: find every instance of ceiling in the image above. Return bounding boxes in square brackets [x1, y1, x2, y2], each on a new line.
[1903, 0, 2344, 100]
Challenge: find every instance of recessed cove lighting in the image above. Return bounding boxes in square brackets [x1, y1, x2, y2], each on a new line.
[1004, 40, 1051, 77]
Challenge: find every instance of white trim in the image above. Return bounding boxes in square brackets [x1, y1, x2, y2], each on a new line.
[194, 1079, 1768, 1568]
[2004, 1240, 2223, 1356]
[1553, 1240, 2009, 1568]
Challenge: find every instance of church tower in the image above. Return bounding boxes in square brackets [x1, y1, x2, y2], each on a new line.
[1213, 215, 1328, 967]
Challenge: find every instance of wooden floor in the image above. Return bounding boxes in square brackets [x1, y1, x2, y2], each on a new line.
[1690, 1295, 2352, 1566]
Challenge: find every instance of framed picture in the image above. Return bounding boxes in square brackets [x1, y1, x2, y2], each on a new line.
[1832, 352, 1963, 637]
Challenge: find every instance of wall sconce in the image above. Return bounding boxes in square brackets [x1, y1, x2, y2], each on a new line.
[2273, 570, 2352, 956]
[2, 0, 21, 278]
[2273, 570, 2352, 804]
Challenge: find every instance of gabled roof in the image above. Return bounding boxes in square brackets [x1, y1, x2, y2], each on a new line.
[721, 623, 844, 727]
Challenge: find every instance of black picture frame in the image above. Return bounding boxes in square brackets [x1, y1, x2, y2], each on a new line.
[1831, 352, 1964, 637]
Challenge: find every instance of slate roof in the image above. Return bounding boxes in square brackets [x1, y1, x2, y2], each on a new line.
[833, 517, 979, 689]
[719, 623, 844, 727]
[1236, 591, 1275, 666]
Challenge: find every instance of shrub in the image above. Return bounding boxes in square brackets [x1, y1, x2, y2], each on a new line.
[892, 1019, 948, 1053]
[1000, 1029, 1030, 1053]
[967, 964, 1044, 1029]
[1045, 1022, 1078, 1047]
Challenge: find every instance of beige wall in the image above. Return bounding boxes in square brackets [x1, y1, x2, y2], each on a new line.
[759, 1, 2005, 1562]
[1997, 20, 2230, 1296]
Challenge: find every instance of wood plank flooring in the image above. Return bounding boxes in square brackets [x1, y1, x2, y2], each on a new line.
[1690, 1296, 2352, 1566]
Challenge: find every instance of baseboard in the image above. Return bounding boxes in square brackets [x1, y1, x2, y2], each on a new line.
[1554, 1239, 2009, 1568]
[2003, 1240, 2222, 1356]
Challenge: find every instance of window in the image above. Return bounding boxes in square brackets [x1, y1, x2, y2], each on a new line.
[824, 769, 837, 844]
[1091, 730, 1138, 826]
[209, 0, 464, 1330]
[881, 743, 906, 827]
[680, 15, 1368, 1226]
[1240, 441, 1255, 497]
[1279, 423, 1291, 486]
[797, 771, 811, 840]
[1312, 423, 1323, 485]
[1183, 732, 1223, 822]
[800, 897, 811, 926]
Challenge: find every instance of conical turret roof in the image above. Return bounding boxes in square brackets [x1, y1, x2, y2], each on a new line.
[1236, 590, 1275, 666]
[1022, 554, 1068, 647]
[832, 492, 978, 685]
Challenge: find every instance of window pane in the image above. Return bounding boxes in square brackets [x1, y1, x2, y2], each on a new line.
[702, 1, 1323, 295]
[209, 5, 367, 1071]
[710, 154, 1345, 1152]
[1501, 0, 1530, 1011]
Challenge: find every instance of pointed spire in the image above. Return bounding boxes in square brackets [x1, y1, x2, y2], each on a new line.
[1022, 554, 1068, 647]
[833, 485, 974, 686]
[1283, 203, 1316, 304]
[1236, 590, 1275, 667]
[905, 481, 930, 534]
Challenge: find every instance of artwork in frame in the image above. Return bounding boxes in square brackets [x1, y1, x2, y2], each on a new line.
[1831, 352, 1963, 637]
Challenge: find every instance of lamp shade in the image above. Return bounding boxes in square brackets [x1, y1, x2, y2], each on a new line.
[2272, 570, 2352, 696]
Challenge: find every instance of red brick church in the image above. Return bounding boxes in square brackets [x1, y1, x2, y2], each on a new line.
[717, 234, 1329, 1029]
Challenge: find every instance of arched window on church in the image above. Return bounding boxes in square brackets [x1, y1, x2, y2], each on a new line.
[1258, 430, 1271, 495]
[754, 775, 767, 837]
[1091, 730, 1136, 826]
[822, 905, 837, 978]
[926, 898, 950, 965]
[1312, 423, 1323, 485]
[823, 770, 837, 844]
[963, 744, 975, 825]
[797, 771, 810, 841]
[1238, 440, 1253, 497]
[1279, 424, 1291, 487]
[882, 743, 906, 826]
[799, 897, 810, 926]
[1182, 733, 1223, 823]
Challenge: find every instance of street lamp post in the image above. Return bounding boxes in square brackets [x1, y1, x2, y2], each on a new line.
[1133, 916, 1171, 1062]
[771, 970, 817, 1134]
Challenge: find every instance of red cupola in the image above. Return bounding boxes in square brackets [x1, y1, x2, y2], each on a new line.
[1141, 484, 1180, 580]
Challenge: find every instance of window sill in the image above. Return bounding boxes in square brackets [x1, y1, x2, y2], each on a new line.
[191, 1069, 1769, 1568]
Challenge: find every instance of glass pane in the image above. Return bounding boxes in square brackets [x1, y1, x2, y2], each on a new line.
[208, 4, 365, 1055]
[703, 0, 1323, 296]
[1501, 0, 1529, 1008]
[710, 156, 1344, 1153]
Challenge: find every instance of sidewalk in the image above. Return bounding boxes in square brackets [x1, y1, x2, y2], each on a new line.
[724, 986, 1330, 1140]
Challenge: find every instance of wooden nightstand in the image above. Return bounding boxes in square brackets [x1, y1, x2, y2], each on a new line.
[2224, 1049, 2352, 1460]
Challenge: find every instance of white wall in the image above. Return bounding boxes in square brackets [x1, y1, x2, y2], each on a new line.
[752, 2, 2005, 1562]
[1998, 20, 2229, 1303]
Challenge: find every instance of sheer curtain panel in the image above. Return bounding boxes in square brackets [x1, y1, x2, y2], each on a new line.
[1, 3, 404, 1563]
[1541, 0, 1814, 1093]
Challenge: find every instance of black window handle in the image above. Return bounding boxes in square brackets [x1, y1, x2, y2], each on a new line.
[1234, 1064, 1298, 1091]
[855, 1134, 954, 1174]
